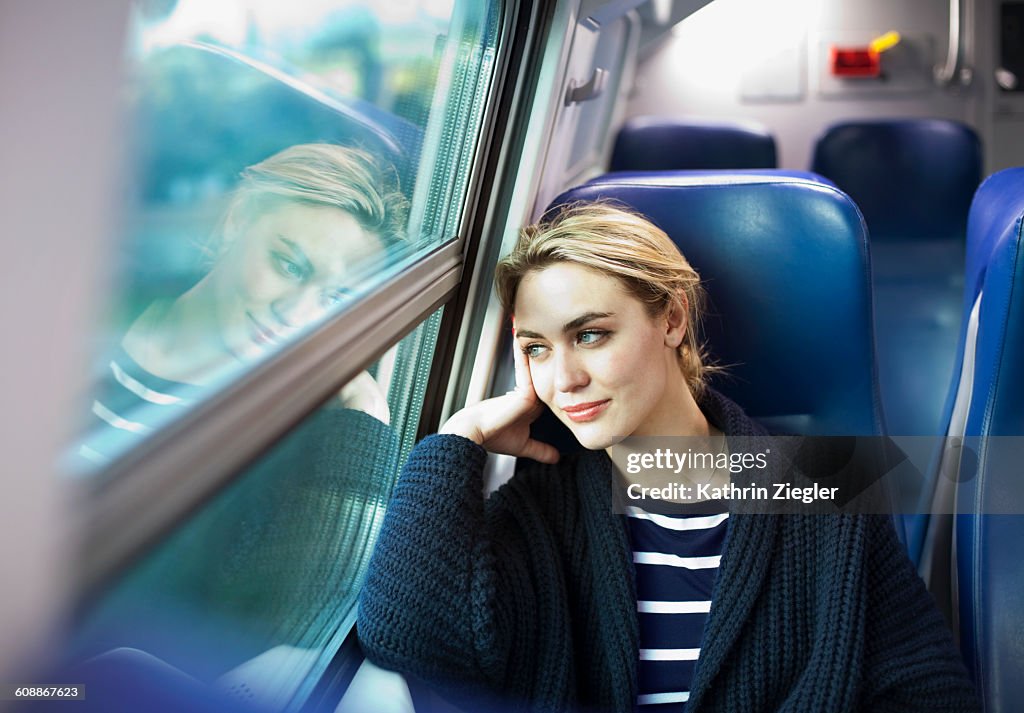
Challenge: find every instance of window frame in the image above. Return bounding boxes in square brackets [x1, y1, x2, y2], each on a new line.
[74, 0, 519, 601]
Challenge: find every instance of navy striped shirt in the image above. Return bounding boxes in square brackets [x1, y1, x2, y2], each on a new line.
[627, 504, 729, 712]
[76, 345, 200, 469]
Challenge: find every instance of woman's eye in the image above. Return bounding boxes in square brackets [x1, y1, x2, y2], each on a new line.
[577, 329, 606, 346]
[523, 343, 547, 359]
[322, 288, 355, 308]
[272, 252, 306, 281]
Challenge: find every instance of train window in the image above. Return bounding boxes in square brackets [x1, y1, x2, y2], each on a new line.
[73, 309, 443, 710]
[70, 0, 500, 475]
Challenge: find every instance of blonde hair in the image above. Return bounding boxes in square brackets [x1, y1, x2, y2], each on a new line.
[223, 143, 408, 250]
[495, 201, 717, 396]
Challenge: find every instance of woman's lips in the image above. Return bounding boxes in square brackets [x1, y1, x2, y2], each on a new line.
[561, 399, 610, 423]
[247, 312, 279, 345]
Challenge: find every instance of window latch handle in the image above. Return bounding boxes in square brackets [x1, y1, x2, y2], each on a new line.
[565, 67, 608, 105]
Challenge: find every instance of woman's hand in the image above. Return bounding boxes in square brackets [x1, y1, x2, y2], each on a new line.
[439, 337, 559, 464]
[339, 370, 391, 424]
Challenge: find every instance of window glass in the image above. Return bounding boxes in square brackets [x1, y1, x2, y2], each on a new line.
[70, 0, 500, 474]
[72, 309, 443, 711]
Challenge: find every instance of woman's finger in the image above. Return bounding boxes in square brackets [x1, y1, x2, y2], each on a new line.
[512, 333, 535, 397]
[519, 437, 560, 465]
[493, 389, 540, 424]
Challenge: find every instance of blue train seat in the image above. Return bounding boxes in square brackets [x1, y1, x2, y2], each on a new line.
[539, 171, 883, 438]
[609, 117, 777, 171]
[941, 167, 1024, 711]
[600, 168, 835, 187]
[810, 119, 981, 243]
[811, 119, 982, 438]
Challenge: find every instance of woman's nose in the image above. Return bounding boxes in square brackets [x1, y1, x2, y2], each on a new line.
[270, 287, 328, 328]
[553, 349, 589, 392]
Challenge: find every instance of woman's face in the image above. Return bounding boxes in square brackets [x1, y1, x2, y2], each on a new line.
[514, 262, 687, 450]
[207, 202, 385, 363]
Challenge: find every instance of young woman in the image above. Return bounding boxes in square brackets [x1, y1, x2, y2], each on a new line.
[73, 144, 407, 684]
[81, 142, 406, 466]
[358, 202, 980, 712]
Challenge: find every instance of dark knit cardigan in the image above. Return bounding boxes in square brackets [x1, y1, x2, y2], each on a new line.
[358, 390, 980, 712]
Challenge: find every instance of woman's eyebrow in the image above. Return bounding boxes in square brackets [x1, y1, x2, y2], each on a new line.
[514, 328, 545, 339]
[514, 312, 614, 340]
[562, 311, 613, 332]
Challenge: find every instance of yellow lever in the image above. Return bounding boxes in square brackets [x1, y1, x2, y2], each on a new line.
[869, 31, 901, 54]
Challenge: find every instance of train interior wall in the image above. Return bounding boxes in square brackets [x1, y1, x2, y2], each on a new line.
[626, 0, 1023, 174]
[0, 0, 131, 685]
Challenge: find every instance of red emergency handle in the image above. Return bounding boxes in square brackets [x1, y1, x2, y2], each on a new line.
[830, 47, 881, 78]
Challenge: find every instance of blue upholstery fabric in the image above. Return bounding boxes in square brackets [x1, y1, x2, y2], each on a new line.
[953, 168, 1024, 711]
[811, 120, 981, 438]
[610, 117, 777, 171]
[810, 119, 981, 242]
[544, 171, 883, 437]
[870, 242, 964, 437]
[598, 169, 836, 187]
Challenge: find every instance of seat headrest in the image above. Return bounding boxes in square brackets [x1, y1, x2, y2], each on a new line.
[963, 168, 1024, 318]
[547, 171, 882, 436]
[963, 167, 1024, 438]
[810, 119, 981, 242]
[610, 117, 777, 172]
[598, 169, 836, 188]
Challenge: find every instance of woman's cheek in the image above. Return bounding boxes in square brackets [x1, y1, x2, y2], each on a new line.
[530, 362, 555, 404]
[240, 255, 283, 303]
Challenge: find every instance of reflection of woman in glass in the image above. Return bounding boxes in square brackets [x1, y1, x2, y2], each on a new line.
[83, 143, 406, 466]
[75, 145, 407, 686]
[358, 203, 980, 712]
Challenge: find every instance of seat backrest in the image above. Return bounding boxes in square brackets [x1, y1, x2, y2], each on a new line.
[610, 117, 777, 172]
[544, 171, 883, 437]
[600, 168, 835, 187]
[951, 167, 1024, 710]
[810, 119, 981, 242]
